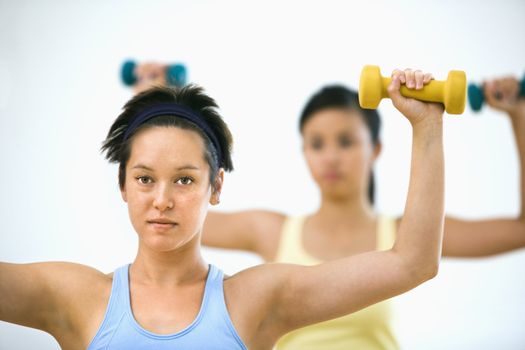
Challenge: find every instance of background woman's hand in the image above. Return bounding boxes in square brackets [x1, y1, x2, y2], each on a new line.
[484, 76, 525, 119]
[132, 62, 168, 94]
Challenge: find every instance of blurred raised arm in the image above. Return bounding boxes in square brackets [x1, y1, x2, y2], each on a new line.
[443, 76, 525, 257]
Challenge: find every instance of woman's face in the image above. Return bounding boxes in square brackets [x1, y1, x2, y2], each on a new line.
[302, 108, 380, 200]
[121, 126, 221, 252]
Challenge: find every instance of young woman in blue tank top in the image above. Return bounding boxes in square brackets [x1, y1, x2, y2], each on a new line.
[2, 70, 446, 349]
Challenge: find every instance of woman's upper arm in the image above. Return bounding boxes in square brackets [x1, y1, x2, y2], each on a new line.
[0, 262, 105, 334]
[443, 216, 525, 257]
[0, 262, 66, 331]
[264, 250, 427, 334]
[202, 210, 285, 260]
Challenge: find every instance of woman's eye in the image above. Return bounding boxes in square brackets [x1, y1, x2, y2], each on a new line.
[339, 137, 353, 147]
[311, 140, 323, 150]
[177, 177, 194, 185]
[136, 176, 152, 185]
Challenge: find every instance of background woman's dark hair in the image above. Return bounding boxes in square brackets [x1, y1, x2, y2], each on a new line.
[101, 84, 234, 191]
[299, 85, 381, 205]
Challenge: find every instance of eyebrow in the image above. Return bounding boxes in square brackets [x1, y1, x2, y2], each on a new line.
[131, 164, 200, 171]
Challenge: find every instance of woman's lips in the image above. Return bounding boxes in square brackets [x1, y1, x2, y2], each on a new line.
[147, 219, 177, 231]
[323, 172, 343, 181]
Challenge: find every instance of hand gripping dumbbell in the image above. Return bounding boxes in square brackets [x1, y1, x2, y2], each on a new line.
[359, 65, 467, 115]
[468, 74, 525, 112]
[121, 60, 187, 88]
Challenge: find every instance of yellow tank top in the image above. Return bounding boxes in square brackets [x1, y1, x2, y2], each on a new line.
[274, 215, 400, 350]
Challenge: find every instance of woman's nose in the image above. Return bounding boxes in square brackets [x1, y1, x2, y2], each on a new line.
[322, 146, 340, 165]
[153, 184, 174, 211]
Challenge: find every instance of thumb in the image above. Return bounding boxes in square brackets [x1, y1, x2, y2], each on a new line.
[388, 75, 408, 111]
[484, 81, 502, 108]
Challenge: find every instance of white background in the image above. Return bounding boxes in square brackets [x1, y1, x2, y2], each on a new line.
[1, 0, 524, 349]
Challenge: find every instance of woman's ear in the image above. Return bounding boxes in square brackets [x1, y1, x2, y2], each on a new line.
[120, 185, 128, 203]
[119, 167, 128, 202]
[210, 169, 225, 205]
[373, 141, 382, 161]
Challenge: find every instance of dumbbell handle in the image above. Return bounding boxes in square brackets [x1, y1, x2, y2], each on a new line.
[376, 77, 448, 104]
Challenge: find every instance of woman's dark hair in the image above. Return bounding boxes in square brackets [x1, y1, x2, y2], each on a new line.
[101, 84, 233, 191]
[299, 85, 381, 205]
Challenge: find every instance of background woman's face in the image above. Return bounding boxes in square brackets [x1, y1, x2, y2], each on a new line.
[302, 108, 377, 200]
[121, 126, 214, 252]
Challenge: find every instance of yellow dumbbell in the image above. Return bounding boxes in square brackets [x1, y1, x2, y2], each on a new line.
[358, 65, 467, 115]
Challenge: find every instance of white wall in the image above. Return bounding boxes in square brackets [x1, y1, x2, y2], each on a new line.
[1, 0, 524, 349]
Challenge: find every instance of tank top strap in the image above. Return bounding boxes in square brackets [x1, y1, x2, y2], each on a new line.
[87, 264, 130, 349]
[201, 264, 221, 313]
[376, 215, 397, 251]
[200, 265, 248, 349]
[106, 264, 131, 319]
[116, 263, 131, 307]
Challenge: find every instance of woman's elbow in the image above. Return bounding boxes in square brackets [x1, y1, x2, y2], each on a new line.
[412, 258, 440, 285]
[397, 253, 440, 288]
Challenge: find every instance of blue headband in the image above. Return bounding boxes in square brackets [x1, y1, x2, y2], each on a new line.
[124, 103, 222, 166]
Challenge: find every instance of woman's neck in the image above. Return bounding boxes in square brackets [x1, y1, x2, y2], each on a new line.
[131, 237, 208, 287]
[315, 192, 376, 228]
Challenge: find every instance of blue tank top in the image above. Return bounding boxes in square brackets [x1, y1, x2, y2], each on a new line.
[87, 264, 247, 350]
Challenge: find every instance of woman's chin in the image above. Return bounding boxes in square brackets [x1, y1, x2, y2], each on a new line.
[321, 185, 356, 199]
[141, 235, 190, 253]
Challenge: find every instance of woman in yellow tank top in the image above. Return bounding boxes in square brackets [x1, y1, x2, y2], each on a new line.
[132, 64, 525, 349]
[274, 216, 399, 350]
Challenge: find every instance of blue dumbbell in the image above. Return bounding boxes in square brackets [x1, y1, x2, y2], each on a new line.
[121, 60, 188, 87]
[468, 74, 525, 112]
